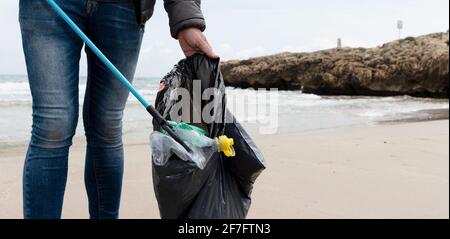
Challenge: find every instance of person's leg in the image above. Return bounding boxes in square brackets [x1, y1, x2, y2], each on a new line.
[20, 0, 86, 219]
[83, 1, 144, 219]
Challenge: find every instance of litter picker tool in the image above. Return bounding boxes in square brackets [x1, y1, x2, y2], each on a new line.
[46, 0, 192, 152]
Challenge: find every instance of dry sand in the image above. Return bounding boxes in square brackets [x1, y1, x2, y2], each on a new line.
[0, 120, 448, 219]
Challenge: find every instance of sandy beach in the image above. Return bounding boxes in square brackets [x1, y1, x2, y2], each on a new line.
[0, 120, 448, 219]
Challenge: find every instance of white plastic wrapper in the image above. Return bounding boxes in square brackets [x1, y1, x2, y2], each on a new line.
[150, 127, 218, 170]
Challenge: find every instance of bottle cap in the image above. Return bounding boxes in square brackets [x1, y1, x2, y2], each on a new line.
[217, 135, 236, 157]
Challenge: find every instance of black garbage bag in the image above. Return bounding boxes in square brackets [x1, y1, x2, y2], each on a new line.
[151, 54, 266, 219]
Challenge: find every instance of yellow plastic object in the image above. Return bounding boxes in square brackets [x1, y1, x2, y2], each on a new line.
[216, 135, 236, 157]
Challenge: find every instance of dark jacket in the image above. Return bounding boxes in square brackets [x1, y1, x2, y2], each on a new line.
[135, 0, 206, 39]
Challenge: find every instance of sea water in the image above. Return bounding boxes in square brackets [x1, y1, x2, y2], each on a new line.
[0, 75, 448, 146]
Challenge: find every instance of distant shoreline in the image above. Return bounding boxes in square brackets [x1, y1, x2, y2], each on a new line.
[0, 75, 448, 150]
[379, 108, 449, 124]
[1, 109, 448, 153]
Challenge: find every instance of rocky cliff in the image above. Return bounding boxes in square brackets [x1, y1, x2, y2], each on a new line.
[221, 32, 449, 98]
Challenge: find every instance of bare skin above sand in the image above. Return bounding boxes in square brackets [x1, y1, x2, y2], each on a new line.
[0, 120, 448, 219]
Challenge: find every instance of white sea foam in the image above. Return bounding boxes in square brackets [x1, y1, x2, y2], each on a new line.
[0, 75, 448, 144]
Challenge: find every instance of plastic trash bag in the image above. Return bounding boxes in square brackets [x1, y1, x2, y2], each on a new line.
[150, 54, 266, 219]
[150, 123, 219, 170]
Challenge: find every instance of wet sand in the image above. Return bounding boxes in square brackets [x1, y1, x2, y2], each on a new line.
[0, 120, 448, 219]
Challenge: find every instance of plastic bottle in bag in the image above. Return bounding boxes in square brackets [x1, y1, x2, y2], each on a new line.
[151, 121, 235, 170]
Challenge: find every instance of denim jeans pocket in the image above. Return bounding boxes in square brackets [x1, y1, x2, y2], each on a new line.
[19, 0, 55, 20]
[19, 0, 86, 21]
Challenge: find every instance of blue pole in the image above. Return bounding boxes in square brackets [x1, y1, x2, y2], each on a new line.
[46, 0, 150, 108]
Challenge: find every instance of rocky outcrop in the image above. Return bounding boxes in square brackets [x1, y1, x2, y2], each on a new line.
[221, 32, 449, 98]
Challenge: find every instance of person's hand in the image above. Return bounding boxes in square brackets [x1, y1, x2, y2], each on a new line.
[178, 27, 219, 59]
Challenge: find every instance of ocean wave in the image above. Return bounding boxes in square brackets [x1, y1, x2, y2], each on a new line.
[0, 82, 30, 96]
[1, 76, 449, 144]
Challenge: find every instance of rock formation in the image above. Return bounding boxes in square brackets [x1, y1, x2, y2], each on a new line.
[221, 32, 449, 98]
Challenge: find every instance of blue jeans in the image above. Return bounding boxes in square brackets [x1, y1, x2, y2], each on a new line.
[20, 0, 144, 219]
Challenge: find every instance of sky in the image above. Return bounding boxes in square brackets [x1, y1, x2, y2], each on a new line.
[0, 0, 448, 77]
